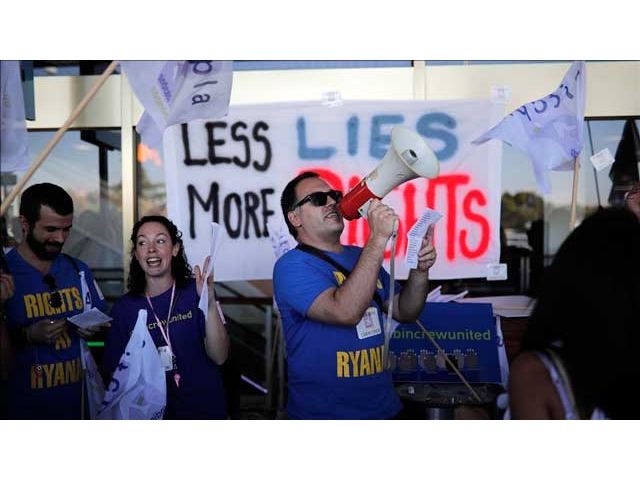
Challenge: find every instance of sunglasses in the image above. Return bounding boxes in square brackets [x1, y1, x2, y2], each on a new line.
[290, 190, 343, 210]
[43, 274, 63, 309]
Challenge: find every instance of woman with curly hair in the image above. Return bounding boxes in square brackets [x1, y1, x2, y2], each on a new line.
[103, 216, 229, 419]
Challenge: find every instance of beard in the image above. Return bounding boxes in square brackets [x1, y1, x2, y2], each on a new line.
[26, 230, 63, 261]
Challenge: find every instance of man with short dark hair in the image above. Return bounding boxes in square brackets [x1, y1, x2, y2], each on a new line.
[3, 183, 108, 419]
[273, 171, 437, 419]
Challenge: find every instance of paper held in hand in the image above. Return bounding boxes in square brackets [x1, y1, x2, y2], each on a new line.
[67, 307, 112, 329]
[404, 208, 443, 269]
[198, 222, 224, 317]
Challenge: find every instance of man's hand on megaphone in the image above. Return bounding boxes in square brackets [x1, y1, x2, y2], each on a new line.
[415, 224, 437, 272]
[367, 199, 400, 244]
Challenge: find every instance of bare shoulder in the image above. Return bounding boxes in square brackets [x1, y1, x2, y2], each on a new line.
[510, 351, 548, 380]
[508, 351, 564, 419]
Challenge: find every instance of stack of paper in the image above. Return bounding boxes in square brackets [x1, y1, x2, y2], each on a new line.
[454, 295, 535, 318]
[427, 285, 469, 303]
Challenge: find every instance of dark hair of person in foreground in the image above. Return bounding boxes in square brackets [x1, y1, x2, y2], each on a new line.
[518, 207, 640, 419]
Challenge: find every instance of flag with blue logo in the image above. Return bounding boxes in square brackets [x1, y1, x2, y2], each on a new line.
[120, 60, 233, 149]
[473, 61, 586, 193]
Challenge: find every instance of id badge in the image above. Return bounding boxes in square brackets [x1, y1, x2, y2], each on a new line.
[158, 346, 173, 371]
[356, 306, 382, 339]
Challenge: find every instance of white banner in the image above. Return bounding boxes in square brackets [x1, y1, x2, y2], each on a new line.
[163, 99, 504, 281]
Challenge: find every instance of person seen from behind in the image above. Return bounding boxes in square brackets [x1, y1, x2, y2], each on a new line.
[508, 207, 640, 419]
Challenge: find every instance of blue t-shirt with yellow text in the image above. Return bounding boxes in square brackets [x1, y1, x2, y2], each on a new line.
[4, 249, 107, 419]
[273, 245, 403, 419]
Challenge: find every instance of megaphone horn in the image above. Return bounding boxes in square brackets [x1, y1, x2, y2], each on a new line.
[338, 125, 440, 220]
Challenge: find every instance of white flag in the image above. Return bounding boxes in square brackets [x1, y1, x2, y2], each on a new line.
[120, 60, 233, 149]
[1, 60, 30, 172]
[473, 61, 586, 193]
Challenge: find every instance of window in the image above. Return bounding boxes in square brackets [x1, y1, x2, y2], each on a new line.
[1, 129, 124, 304]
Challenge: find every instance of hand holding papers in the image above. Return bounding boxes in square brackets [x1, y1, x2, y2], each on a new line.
[404, 209, 443, 269]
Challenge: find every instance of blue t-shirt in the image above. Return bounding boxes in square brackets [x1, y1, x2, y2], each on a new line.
[103, 279, 227, 420]
[273, 245, 403, 419]
[4, 249, 107, 419]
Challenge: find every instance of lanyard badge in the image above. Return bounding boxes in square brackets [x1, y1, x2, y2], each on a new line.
[146, 282, 181, 387]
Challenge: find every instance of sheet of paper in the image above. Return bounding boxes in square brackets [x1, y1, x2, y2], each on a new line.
[490, 85, 512, 105]
[199, 222, 224, 317]
[590, 148, 615, 172]
[436, 291, 469, 302]
[486, 263, 508, 281]
[426, 285, 442, 302]
[208, 222, 224, 276]
[67, 307, 112, 329]
[426, 286, 468, 303]
[404, 209, 443, 269]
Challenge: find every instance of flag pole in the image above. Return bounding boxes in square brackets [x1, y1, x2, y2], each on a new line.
[569, 156, 581, 230]
[1, 61, 120, 217]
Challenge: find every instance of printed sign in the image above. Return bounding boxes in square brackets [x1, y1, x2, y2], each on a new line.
[389, 302, 501, 384]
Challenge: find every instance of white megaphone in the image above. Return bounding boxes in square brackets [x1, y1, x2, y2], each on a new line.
[338, 125, 440, 220]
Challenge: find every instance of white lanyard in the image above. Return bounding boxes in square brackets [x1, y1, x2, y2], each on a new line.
[146, 281, 177, 364]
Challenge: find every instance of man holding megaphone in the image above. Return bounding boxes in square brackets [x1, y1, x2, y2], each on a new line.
[273, 165, 437, 419]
